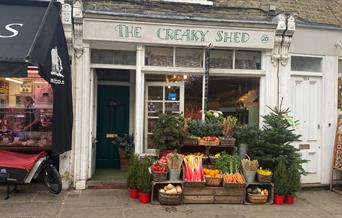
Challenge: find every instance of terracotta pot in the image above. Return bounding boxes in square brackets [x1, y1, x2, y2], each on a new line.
[130, 188, 139, 199]
[139, 192, 151, 204]
[285, 195, 295, 204]
[274, 195, 285, 205]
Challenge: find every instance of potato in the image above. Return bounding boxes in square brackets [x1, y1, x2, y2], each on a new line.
[166, 184, 174, 190]
[176, 186, 182, 193]
[159, 189, 165, 193]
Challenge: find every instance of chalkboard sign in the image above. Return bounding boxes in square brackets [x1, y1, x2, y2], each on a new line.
[333, 115, 342, 171]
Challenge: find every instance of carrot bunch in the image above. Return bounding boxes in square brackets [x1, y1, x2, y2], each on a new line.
[223, 173, 244, 184]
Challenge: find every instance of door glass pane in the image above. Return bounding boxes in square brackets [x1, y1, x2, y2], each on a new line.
[210, 49, 233, 69]
[145, 46, 173, 67]
[147, 102, 163, 116]
[291, 56, 322, 72]
[165, 86, 180, 101]
[175, 48, 203, 68]
[235, 50, 261, 70]
[148, 86, 163, 100]
[165, 102, 180, 114]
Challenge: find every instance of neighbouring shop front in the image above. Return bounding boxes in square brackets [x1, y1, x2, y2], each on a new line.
[0, 0, 73, 163]
[71, 1, 342, 190]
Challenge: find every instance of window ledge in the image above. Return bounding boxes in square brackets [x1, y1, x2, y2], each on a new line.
[159, 0, 214, 6]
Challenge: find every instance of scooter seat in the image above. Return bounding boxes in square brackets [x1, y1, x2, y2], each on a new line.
[0, 150, 46, 171]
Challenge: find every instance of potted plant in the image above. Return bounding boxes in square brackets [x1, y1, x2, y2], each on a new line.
[127, 153, 139, 199]
[137, 157, 152, 204]
[273, 158, 288, 205]
[166, 152, 183, 181]
[285, 160, 301, 204]
[153, 113, 186, 156]
[220, 116, 238, 146]
[234, 124, 260, 158]
[113, 134, 134, 170]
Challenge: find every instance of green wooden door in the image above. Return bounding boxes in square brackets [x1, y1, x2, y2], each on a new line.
[96, 85, 129, 168]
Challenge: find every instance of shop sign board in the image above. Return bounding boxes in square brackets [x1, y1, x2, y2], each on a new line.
[84, 19, 275, 49]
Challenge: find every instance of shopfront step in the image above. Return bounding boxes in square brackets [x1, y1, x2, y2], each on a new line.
[87, 180, 127, 189]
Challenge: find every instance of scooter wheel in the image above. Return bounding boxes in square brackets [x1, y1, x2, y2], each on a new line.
[43, 165, 62, 195]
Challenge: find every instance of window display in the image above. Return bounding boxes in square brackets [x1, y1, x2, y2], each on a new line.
[0, 75, 53, 148]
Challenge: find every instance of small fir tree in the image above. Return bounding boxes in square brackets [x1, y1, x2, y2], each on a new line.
[127, 153, 139, 189]
[287, 160, 301, 195]
[274, 158, 289, 196]
[137, 157, 152, 193]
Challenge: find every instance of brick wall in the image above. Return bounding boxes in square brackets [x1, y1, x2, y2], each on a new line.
[213, 0, 342, 26]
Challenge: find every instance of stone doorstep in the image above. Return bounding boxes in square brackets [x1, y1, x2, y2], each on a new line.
[87, 180, 128, 189]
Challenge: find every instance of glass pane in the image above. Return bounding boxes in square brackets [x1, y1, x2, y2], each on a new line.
[147, 118, 157, 133]
[185, 75, 203, 119]
[148, 86, 163, 100]
[291, 56, 322, 72]
[210, 49, 233, 69]
[339, 78, 342, 111]
[175, 48, 203, 68]
[145, 46, 173, 67]
[91, 49, 136, 65]
[208, 76, 259, 125]
[147, 134, 154, 149]
[165, 102, 180, 114]
[338, 60, 342, 75]
[165, 86, 180, 101]
[235, 50, 261, 70]
[147, 102, 163, 116]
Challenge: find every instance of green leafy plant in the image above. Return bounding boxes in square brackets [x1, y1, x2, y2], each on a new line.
[222, 116, 238, 138]
[287, 160, 301, 195]
[137, 157, 152, 193]
[273, 158, 289, 196]
[248, 106, 305, 173]
[188, 119, 223, 137]
[112, 134, 134, 158]
[153, 113, 186, 150]
[234, 124, 261, 145]
[215, 152, 241, 174]
[127, 153, 139, 189]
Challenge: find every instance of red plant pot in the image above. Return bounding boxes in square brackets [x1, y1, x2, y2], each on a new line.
[139, 192, 151, 204]
[274, 195, 285, 205]
[285, 195, 295, 204]
[130, 188, 139, 199]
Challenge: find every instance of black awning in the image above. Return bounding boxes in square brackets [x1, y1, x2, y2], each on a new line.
[0, 0, 73, 155]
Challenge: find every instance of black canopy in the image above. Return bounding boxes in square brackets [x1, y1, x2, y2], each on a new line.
[0, 0, 73, 155]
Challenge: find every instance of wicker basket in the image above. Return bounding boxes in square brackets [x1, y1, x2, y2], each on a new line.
[205, 175, 223, 187]
[152, 170, 168, 182]
[159, 191, 182, 205]
[257, 173, 273, 183]
[247, 193, 268, 204]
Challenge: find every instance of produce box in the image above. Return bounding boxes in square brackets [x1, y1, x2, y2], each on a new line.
[182, 186, 245, 204]
[245, 182, 274, 204]
[151, 181, 183, 205]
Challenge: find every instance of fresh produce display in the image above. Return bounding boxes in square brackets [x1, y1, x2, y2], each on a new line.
[247, 187, 269, 196]
[190, 152, 205, 157]
[256, 168, 272, 176]
[241, 157, 259, 171]
[183, 155, 205, 182]
[223, 173, 244, 184]
[200, 136, 219, 143]
[203, 168, 220, 177]
[151, 162, 167, 173]
[166, 153, 183, 170]
[158, 156, 168, 165]
[159, 184, 182, 194]
[209, 153, 221, 159]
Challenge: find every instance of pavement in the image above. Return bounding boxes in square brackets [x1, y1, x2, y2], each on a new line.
[1, 184, 342, 218]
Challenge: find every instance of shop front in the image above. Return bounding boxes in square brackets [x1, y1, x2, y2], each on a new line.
[0, 0, 73, 167]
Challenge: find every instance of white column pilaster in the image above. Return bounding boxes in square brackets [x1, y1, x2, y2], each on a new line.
[135, 45, 144, 154]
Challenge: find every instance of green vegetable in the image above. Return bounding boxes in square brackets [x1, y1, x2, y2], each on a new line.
[215, 152, 241, 174]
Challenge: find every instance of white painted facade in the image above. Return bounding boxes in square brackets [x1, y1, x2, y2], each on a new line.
[59, 1, 342, 189]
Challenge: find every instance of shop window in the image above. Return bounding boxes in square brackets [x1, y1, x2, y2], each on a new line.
[91, 49, 136, 65]
[291, 56, 322, 72]
[235, 50, 261, 70]
[96, 69, 130, 81]
[145, 46, 173, 67]
[210, 49, 233, 69]
[338, 60, 342, 110]
[208, 76, 259, 125]
[184, 75, 203, 119]
[175, 48, 203, 68]
[0, 74, 53, 148]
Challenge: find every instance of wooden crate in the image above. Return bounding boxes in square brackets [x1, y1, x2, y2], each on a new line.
[245, 182, 274, 204]
[182, 186, 245, 204]
[151, 181, 183, 205]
